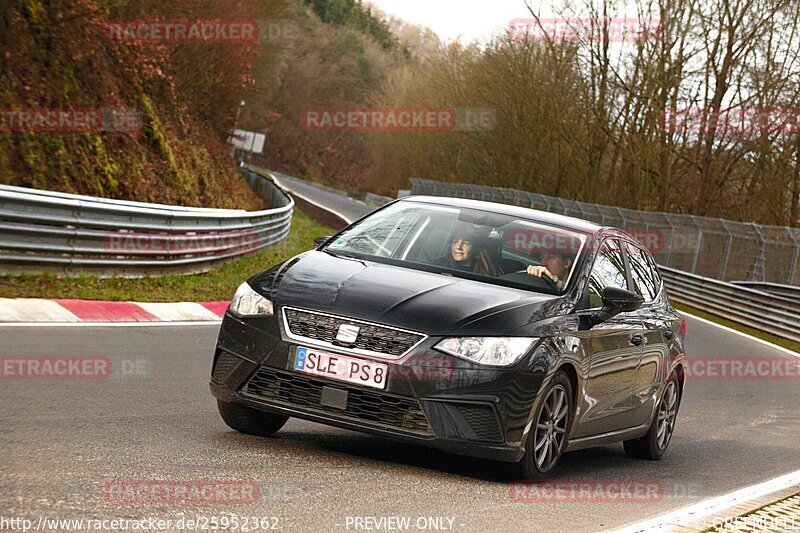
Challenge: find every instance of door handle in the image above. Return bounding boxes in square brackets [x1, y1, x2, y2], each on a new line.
[630, 334, 646, 347]
[664, 330, 675, 340]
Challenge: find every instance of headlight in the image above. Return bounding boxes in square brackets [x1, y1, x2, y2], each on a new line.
[434, 337, 537, 367]
[229, 282, 274, 316]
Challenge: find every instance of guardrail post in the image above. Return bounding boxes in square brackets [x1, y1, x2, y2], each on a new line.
[789, 229, 800, 285]
[614, 207, 627, 231]
[663, 216, 675, 268]
[597, 205, 610, 226]
[719, 220, 733, 281]
[745, 222, 767, 282]
[688, 216, 703, 274]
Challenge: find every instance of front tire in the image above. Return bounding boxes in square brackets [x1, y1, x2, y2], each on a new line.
[217, 400, 289, 437]
[624, 374, 680, 460]
[518, 371, 573, 479]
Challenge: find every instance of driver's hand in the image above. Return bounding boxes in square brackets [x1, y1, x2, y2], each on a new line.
[526, 265, 554, 279]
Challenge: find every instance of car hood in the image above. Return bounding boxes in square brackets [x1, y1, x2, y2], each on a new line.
[249, 251, 568, 336]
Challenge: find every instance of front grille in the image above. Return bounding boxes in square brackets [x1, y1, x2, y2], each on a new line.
[243, 367, 432, 434]
[456, 404, 503, 442]
[283, 307, 425, 357]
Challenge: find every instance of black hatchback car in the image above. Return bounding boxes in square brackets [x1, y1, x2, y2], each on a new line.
[210, 196, 686, 478]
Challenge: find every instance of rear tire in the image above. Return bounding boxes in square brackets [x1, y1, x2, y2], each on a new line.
[623, 373, 680, 460]
[517, 371, 573, 479]
[217, 400, 289, 437]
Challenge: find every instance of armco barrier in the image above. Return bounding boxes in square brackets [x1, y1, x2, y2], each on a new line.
[730, 281, 800, 306]
[0, 167, 293, 276]
[661, 267, 800, 342]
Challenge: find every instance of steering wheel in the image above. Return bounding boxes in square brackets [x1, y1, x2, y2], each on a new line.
[515, 269, 559, 289]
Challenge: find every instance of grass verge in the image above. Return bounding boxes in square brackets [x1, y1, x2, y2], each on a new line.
[0, 208, 335, 302]
[675, 302, 800, 353]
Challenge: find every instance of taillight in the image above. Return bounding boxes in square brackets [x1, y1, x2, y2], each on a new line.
[680, 317, 687, 337]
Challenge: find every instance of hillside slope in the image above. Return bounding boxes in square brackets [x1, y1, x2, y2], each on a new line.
[0, 0, 291, 209]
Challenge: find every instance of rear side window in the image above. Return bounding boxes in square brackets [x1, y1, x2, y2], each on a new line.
[627, 243, 660, 302]
[644, 248, 663, 291]
[587, 240, 628, 308]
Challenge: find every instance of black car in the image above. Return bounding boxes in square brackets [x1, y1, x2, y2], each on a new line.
[210, 196, 686, 478]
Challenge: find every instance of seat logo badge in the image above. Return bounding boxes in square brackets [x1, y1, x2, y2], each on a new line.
[336, 324, 360, 344]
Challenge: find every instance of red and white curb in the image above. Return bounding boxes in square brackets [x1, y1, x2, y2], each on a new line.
[0, 298, 228, 325]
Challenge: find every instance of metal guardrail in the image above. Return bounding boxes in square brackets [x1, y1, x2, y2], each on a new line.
[269, 173, 393, 208]
[0, 167, 293, 276]
[661, 267, 800, 342]
[361, 192, 394, 207]
[730, 281, 800, 306]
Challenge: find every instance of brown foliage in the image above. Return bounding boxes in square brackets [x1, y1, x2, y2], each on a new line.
[364, 0, 800, 227]
[0, 0, 292, 208]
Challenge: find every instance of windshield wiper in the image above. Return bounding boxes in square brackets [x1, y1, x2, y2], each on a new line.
[321, 249, 366, 263]
[321, 249, 348, 258]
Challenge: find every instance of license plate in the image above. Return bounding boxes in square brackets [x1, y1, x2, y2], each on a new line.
[294, 347, 388, 390]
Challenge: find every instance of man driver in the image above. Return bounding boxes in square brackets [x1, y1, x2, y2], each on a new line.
[526, 252, 574, 289]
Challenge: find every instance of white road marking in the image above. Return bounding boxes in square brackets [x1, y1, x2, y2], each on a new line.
[616, 314, 799, 532]
[270, 173, 354, 224]
[610, 468, 800, 532]
[680, 311, 799, 358]
[137, 301, 221, 322]
[0, 298, 80, 322]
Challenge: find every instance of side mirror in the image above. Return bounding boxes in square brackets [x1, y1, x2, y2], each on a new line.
[314, 236, 332, 248]
[580, 287, 644, 330]
[596, 286, 644, 322]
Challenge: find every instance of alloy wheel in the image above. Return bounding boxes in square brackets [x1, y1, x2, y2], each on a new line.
[656, 381, 678, 450]
[533, 384, 569, 471]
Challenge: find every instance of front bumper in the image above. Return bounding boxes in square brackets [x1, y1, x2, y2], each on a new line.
[209, 311, 545, 462]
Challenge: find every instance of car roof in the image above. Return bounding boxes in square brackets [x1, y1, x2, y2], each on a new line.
[399, 195, 603, 234]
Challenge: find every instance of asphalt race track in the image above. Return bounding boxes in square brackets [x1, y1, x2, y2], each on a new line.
[269, 171, 373, 224]
[2, 180, 799, 532]
[2, 317, 799, 532]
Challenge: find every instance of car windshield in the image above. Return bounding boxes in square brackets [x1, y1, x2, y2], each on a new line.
[323, 200, 588, 295]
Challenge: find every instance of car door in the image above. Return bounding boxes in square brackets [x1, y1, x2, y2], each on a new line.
[626, 241, 673, 426]
[572, 238, 647, 439]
